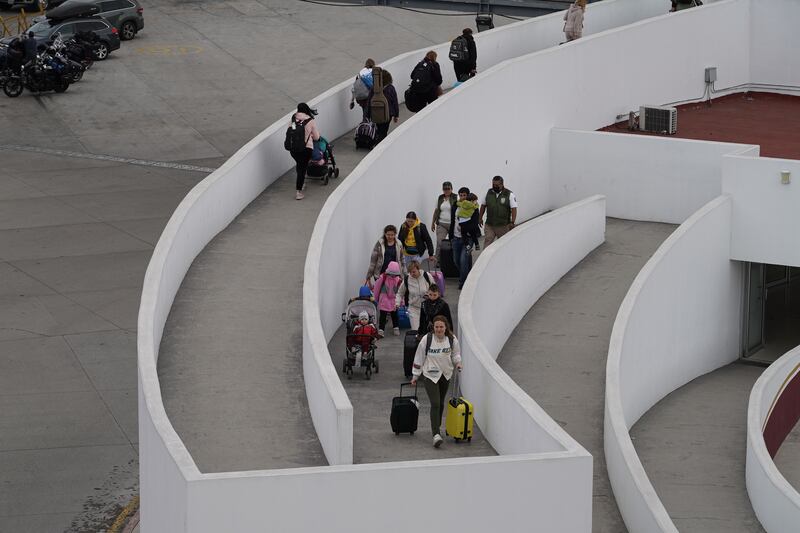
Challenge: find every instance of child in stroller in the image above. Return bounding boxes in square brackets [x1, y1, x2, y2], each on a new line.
[306, 136, 340, 185]
[342, 293, 380, 379]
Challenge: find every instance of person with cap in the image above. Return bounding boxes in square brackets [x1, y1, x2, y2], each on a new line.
[372, 260, 403, 337]
[431, 181, 457, 266]
[398, 211, 435, 271]
[289, 102, 321, 200]
[479, 175, 518, 248]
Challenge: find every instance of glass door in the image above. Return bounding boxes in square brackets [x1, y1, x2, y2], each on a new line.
[743, 262, 765, 356]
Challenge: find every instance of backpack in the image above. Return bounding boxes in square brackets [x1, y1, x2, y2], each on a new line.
[353, 75, 370, 102]
[409, 60, 434, 94]
[449, 35, 470, 63]
[402, 272, 432, 307]
[369, 66, 391, 124]
[283, 116, 311, 153]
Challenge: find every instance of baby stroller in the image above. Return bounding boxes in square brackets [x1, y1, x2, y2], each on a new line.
[306, 136, 340, 186]
[341, 294, 380, 380]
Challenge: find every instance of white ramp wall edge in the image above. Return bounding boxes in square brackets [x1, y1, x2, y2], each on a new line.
[458, 196, 605, 457]
[723, 156, 800, 268]
[550, 128, 758, 224]
[137, 0, 677, 529]
[746, 346, 800, 533]
[604, 195, 743, 532]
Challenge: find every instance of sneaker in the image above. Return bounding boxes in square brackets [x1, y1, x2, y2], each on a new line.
[433, 434, 443, 448]
[393, 327, 400, 336]
[377, 329, 385, 338]
[295, 191, 304, 200]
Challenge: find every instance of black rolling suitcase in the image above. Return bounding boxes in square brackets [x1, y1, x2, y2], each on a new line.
[403, 330, 420, 378]
[439, 238, 460, 279]
[390, 382, 419, 435]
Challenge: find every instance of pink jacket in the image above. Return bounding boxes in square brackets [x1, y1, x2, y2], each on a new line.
[293, 112, 321, 149]
[373, 273, 401, 312]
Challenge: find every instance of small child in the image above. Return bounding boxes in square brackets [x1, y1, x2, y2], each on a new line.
[372, 261, 403, 337]
[456, 193, 481, 250]
[353, 311, 378, 336]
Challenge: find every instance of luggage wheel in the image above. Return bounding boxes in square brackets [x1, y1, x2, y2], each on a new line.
[334, 168, 340, 178]
[410, 431, 414, 436]
[374, 361, 379, 373]
[395, 432, 400, 436]
[467, 436, 472, 442]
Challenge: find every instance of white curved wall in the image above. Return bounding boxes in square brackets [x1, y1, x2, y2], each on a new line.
[747, 346, 800, 533]
[604, 195, 743, 532]
[138, 0, 678, 529]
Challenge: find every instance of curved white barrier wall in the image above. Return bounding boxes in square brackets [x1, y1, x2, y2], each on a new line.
[604, 195, 743, 532]
[458, 196, 605, 455]
[747, 346, 800, 533]
[139, 0, 678, 529]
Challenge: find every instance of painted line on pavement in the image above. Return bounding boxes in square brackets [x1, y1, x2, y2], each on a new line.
[0, 144, 216, 173]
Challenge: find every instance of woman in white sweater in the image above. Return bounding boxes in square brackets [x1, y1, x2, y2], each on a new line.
[394, 260, 434, 330]
[411, 315, 463, 448]
[563, 0, 587, 42]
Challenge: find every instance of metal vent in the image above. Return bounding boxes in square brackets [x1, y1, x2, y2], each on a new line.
[639, 105, 678, 134]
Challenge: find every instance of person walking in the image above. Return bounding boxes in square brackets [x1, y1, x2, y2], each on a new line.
[431, 181, 457, 266]
[563, 0, 587, 42]
[372, 261, 403, 337]
[365, 225, 404, 287]
[395, 260, 434, 331]
[449, 187, 475, 289]
[410, 315, 462, 448]
[398, 211, 435, 271]
[479, 176, 518, 248]
[287, 103, 320, 200]
[418, 284, 453, 337]
[408, 51, 443, 108]
[369, 69, 400, 143]
[350, 58, 375, 119]
[450, 28, 477, 82]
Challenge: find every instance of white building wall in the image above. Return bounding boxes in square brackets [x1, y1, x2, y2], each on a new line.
[749, 0, 800, 88]
[550, 129, 758, 223]
[605, 196, 743, 532]
[724, 156, 800, 268]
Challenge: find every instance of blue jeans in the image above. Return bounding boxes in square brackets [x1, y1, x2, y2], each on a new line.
[451, 237, 472, 287]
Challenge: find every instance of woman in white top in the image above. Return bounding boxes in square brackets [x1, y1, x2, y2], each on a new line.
[410, 315, 462, 448]
[563, 0, 587, 42]
[394, 260, 434, 330]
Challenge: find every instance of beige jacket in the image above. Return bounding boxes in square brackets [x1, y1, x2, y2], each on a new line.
[564, 3, 585, 38]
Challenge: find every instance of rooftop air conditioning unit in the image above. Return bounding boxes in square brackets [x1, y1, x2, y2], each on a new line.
[639, 105, 678, 134]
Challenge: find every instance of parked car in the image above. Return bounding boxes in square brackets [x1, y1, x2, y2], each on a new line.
[37, 0, 143, 40]
[23, 14, 120, 59]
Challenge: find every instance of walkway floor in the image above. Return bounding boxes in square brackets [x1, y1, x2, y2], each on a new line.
[496, 218, 676, 533]
[631, 362, 766, 532]
[327, 278, 497, 463]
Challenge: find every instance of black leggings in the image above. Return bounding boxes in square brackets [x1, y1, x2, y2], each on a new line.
[291, 148, 312, 191]
[379, 310, 398, 330]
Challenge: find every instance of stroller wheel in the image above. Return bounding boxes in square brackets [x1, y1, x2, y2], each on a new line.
[374, 360, 379, 373]
[365, 367, 372, 380]
[342, 358, 347, 374]
[323, 174, 329, 185]
[334, 168, 340, 178]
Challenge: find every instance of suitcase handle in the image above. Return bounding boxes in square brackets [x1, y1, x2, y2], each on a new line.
[400, 381, 418, 398]
[451, 370, 462, 399]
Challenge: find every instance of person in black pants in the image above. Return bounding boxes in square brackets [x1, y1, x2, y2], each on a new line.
[452, 28, 477, 82]
[418, 284, 453, 337]
[289, 103, 320, 200]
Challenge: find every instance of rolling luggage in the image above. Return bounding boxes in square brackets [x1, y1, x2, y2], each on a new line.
[390, 382, 419, 435]
[445, 372, 473, 442]
[403, 330, 420, 378]
[355, 119, 377, 149]
[428, 269, 446, 297]
[438, 238, 459, 279]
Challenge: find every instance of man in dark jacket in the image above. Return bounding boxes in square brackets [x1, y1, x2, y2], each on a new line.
[23, 31, 38, 63]
[451, 28, 477, 82]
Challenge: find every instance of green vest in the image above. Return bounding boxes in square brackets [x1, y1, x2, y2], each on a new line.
[484, 188, 513, 226]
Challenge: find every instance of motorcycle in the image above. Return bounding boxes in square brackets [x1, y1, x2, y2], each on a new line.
[3, 54, 71, 98]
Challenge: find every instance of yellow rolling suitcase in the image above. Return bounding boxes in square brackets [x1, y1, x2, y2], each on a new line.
[445, 372, 473, 442]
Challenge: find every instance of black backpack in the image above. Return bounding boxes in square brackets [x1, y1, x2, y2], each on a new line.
[449, 36, 470, 62]
[409, 61, 434, 94]
[284, 115, 312, 153]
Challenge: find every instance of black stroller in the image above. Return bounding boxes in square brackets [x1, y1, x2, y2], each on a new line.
[306, 136, 340, 185]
